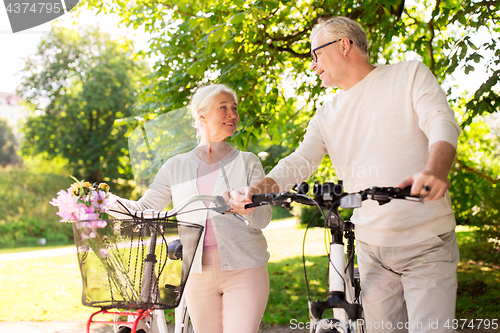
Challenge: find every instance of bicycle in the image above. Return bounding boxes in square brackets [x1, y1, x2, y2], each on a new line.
[73, 194, 247, 333]
[245, 180, 422, 333]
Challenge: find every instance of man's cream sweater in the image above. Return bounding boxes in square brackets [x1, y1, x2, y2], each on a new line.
[268, 61, 461, 247]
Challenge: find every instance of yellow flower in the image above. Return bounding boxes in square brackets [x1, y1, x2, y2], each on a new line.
[98, 183, 110, 192]
[69, 183, 80, 197]
[69, 180, 92, 197]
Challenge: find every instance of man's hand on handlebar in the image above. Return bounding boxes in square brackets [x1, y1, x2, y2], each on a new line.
[399, 141, 455, 202]
[398, 171, 450, 202]
[222, 187, 257, 215]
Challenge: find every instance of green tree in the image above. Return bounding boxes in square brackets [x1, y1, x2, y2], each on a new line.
[81, 0, 500, 236]
[0, 118, 17, 167]
[450, 112, 500, 240]
[17, 25, 148, 183]
[82, 0, 499, 144]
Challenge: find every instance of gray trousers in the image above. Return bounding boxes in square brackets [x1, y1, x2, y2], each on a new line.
[357, 230, 459, 333]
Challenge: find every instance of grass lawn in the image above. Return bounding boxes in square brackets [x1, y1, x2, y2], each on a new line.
[0, 225, 498, 325]
[0, 254, 97, 321]
[0, 244, 73, 255]
[455, 227, 500, 319]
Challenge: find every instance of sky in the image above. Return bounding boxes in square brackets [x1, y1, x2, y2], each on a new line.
[0, 3, 494, 97]
[0, 5, 155, 94]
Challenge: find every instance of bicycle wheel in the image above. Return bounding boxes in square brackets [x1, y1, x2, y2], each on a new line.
[113, 311, 151, 333]
[176, 305, 194, 333]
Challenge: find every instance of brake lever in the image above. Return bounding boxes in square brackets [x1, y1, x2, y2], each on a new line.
[210, 196, 250, 225]
[364, 186, 423, 205]
[392, 186, 423, 203]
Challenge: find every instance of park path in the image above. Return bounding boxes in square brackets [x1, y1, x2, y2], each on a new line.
[0, 219, 297, 262]
[0, 320, 309, 332]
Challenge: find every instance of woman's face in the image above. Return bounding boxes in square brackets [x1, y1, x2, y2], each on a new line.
[200, 92, 239, 142]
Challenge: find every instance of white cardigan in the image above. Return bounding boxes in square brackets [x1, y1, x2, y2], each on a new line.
[118, 149, 272, 274]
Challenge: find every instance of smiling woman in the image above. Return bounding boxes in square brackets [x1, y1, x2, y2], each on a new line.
[190, 85, 240, 163]
[199, 92, 239, 145]
[110, 84, 272, 333]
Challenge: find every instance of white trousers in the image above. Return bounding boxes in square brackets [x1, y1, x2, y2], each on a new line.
[183, 250, 269, 333]
[357, 231, 459, 333]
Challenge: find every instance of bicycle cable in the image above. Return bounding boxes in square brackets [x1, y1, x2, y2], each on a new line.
[325, 201, 347, 292]
[298, 193, 328, 303]
[302, 208, 322, 302]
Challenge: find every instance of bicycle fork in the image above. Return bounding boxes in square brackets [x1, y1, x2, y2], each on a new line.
[308, 214, 363, 333]
[141, 224, 169, 333]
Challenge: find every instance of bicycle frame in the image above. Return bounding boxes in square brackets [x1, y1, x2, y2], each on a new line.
[307, 182, 363, 333]
[247, 181, 421, 333]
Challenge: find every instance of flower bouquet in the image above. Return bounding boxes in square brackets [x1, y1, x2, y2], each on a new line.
[50, 178, 141, 307]
[51, 178, 205, 310]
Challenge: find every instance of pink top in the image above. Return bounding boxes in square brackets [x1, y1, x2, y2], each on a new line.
[193, 149, 237, 251]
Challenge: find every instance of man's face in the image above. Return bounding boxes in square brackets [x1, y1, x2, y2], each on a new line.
[310, 32, 343, 88]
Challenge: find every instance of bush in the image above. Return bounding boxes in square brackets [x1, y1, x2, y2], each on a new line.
[0, 168, 74, 248]
[0, 118, 18, 167]
[294, 204, 353, 227]
[0, 166, 142, 249]
[271, 205, 293, 220]
[450, 167, 500, 245]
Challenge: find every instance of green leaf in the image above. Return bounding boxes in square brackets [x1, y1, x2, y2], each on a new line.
[230, 12, 245, 25]
[208, 27, 225, 42]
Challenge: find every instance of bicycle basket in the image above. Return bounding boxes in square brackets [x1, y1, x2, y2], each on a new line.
[72, 218, 203, 310]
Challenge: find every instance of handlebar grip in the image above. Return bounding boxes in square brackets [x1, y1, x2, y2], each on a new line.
[242, 193, 277, 210]
[394, 185, 423, 203]
[252, 193, 275, 203]
[398, 185, 412, 196]
[244, 202, 264, 209]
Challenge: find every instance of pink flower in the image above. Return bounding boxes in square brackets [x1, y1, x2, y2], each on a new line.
[78, 218, 107, 239]
[51, 181, 117, 223]
[77, 205, 100, 222]
[81, 228, 97, 239]
[50, 190, 80, 222]
[99, 248, 109, 258]
[85, 220, 107, 229]
[91, 190, 108, 211]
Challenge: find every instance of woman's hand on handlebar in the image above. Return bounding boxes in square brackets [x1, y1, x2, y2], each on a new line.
[222, 187, 256, 215]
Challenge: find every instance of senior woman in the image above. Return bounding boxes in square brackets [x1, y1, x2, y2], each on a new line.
[117, 84, 272, 333]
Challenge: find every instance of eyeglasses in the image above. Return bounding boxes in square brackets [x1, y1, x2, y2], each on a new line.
[311, 38, 354, 62]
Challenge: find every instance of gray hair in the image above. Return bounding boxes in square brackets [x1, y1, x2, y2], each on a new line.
[310, 16, 369, 55]
[190, 84, 238, 141]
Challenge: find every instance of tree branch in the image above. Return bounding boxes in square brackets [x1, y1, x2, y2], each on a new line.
[266, 44, 310, 59]
[155, 0, 195, 17]
[455, 159, 500, 185]
[266, 29, 310, 43]
[452, 0, 500, 24]
[426, 0, 440, 75]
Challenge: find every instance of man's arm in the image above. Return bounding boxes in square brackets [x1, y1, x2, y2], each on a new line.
[398, 140, 456, 201]
[227, 112, 327, 214]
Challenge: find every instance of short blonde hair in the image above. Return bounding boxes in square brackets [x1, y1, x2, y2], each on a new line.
[190, 84, 238, 141]
[310, 16, 369, 55]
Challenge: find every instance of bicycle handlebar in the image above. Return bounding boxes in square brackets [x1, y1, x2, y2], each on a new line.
[245, 182, 422, 210]
[112, 194, 250, 225]
[245, 191, 316, 209]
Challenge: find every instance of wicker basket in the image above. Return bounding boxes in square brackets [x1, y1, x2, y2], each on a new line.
[72, 219, 203, 309]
